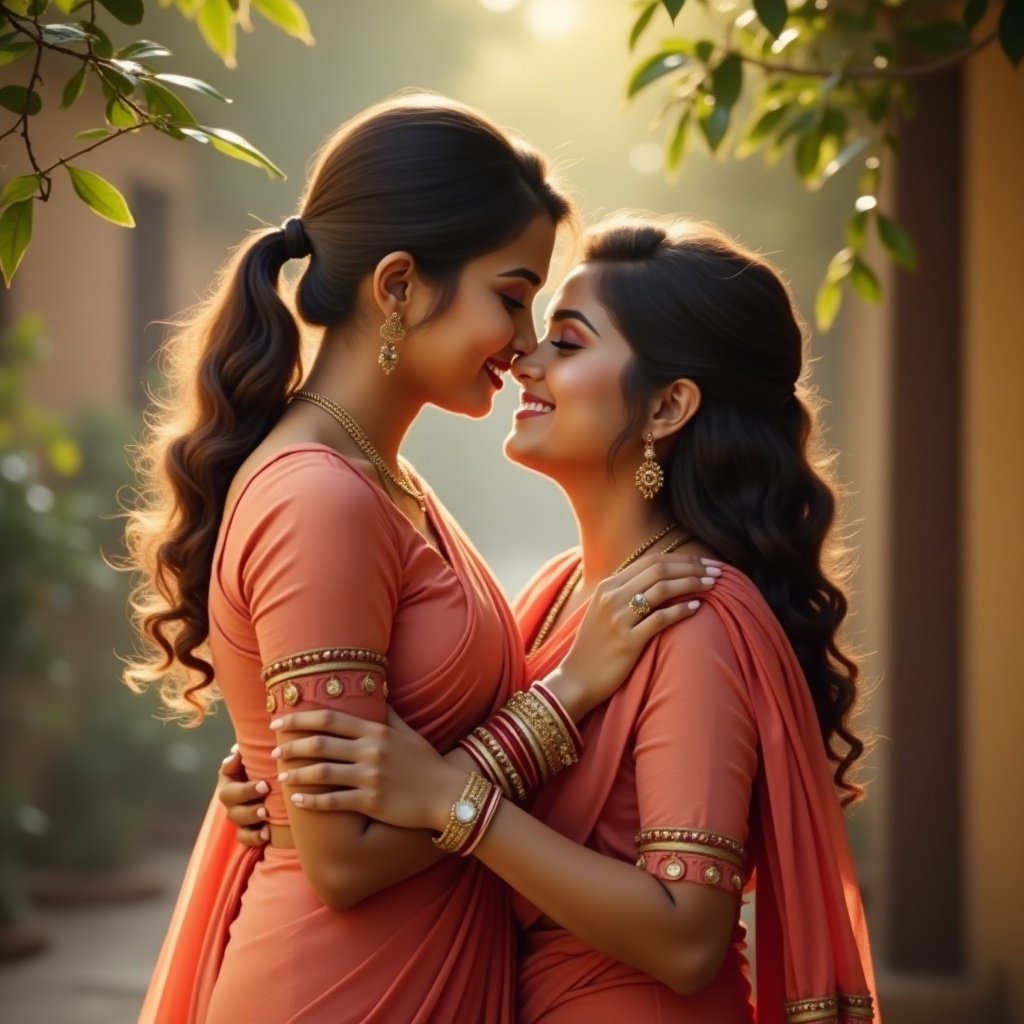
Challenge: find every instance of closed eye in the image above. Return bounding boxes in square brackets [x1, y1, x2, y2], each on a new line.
[500, 294, 525, 312]
[550, 338, 584, 352]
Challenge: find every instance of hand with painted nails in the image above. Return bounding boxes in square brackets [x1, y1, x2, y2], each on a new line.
[217, 744, 271, 848]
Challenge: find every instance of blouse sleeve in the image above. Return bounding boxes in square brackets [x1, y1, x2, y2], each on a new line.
[234, 451, 401, 722]
[633, 602, 758, 897]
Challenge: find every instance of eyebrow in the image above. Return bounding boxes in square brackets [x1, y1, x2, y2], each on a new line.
[551, 308, 601, 336]
[498, 267, 542, 286]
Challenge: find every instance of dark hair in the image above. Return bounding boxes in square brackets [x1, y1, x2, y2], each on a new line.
[124, 94, 574, 721]
[585, 215, 865, 803]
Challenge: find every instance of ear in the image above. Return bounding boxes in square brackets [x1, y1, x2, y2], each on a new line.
[370, 251, 417, 318]
[648, 378, 701, 442]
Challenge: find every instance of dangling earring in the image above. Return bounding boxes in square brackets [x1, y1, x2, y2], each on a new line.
[378, 312, 405, 375]
[635, 432, 664, 499]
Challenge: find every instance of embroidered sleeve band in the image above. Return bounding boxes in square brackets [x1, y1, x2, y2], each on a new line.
[784, 994, 875, 1022]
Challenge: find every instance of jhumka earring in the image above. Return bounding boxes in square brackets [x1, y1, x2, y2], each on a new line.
[635, 432, 664, 499]
[378, 312, 405, 375]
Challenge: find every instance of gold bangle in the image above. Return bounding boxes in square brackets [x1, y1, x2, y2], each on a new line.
[433, 772, 493, 853]
[472, 725, 528, 802]
[461, 733, 514, 800]
[507, 690, 577, 772]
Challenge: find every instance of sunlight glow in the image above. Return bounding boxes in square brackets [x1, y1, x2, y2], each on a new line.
[525, 0, 582, 39]
[629, 142, 664, 176]
[479, 0, 522, 11]
[855, 194, 878, 212]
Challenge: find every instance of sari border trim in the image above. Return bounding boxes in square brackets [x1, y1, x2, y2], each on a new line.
[785, 994, 875, 1022]
[635, 826, 746, 863]
[635, 840, 745, 869]
[264, 661, 386, 690]
[262, 646, 388, 683]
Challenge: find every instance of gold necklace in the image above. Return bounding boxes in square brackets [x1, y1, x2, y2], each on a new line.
[528, 523, 686, 654]
[291, 390, 426, 511]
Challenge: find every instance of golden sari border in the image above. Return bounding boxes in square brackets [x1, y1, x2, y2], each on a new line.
[635, 826, 747, 863]
[785, 994, 874, 1023]
[264, 661, 386, 690]
[635, 839, 745, 870]
[262, 646, 388, 683]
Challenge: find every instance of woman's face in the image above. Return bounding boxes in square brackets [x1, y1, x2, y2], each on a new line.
[504, 262, 638, 483]
[403, 212, 556, 418]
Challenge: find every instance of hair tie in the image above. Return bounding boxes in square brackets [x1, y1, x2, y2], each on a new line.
[281, 216, 312, 260]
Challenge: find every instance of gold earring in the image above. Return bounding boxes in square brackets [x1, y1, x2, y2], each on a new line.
[378, 312, 405, 375]
[635, 432, 664, 499]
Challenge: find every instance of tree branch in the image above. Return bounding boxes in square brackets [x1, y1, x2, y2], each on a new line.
[729, 28, 998, 80]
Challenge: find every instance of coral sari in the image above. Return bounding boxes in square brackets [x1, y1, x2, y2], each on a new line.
[511, 554, 879, 1024]
[140, 446, 521, 1024]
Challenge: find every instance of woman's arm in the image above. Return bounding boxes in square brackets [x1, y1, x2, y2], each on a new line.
[271, 592, 757, 987]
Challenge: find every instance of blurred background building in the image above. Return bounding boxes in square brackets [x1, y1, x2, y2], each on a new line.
[0, 1, 1021, 1021]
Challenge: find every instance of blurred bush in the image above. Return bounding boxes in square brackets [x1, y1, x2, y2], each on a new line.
[0, 316, 231, 925]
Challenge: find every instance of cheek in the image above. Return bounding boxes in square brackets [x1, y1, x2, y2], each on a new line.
[555, 364, 629, 439]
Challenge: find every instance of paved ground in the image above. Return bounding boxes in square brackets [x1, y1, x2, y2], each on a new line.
[0, 849, 189, 1024]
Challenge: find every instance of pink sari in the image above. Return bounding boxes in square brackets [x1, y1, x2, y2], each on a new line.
[512, 558, 878, 1024]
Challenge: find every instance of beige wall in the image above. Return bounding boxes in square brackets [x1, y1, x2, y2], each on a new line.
[963, 45, 1024, 1024]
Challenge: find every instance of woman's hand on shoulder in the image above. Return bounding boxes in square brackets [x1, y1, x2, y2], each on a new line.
[217, 745, 270, 848]
[551, 552, 721, 719]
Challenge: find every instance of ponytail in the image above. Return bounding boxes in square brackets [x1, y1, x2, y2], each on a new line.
[123, 227, 302, 722]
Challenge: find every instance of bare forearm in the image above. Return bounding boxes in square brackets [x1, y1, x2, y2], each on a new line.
[467, 800, 733, 993]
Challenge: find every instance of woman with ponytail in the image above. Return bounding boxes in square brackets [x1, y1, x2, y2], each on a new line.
[129, 99, 716, 1024]
[236, 214, 879, 1022]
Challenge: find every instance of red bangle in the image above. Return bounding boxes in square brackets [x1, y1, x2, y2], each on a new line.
[460, 785, 502, 857]
[532, 681, 584, 752]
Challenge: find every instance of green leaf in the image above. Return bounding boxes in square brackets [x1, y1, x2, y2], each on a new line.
[96, 0, 144, 25]
[736, 103, 790, 157]
[105, 94, 140, 128]
[251, 0, 313, 44]
[694, 39, 714, 62]
[66, 165, 136, 226]
[698, 103, 730, 153]
[795, 128, 822, 179]
[198, 0, 238, 67]
[117, 39, 173, 59]
[754, 0, 788, 38]
[876, 212, 918, 270]
[825, 246, 854, 284]
[821, 135, 869, 183]
[627, 49, 688, 97]
[188, 125, 285, 178]
[815, 279, 843, 331]
[154, 72, 231, 103]
[61, 65, 87, 109]
[74, 128, 113, 140]
[866, 87, 889, 124]
[41, 22, 92, 43]
[665, 110, 689, 178]
[999, 0, 1024, 66]
[963, 0, 989, 32]
[80, 20, 114, 58]
[0, 85, 42, 116]
[141, 79, 197, 126]
[0, 32, 36, 66]
[629, 1, 659, 51]
[904, 19, 972, 53]
[0, 200, 33, 287]
[661, 0, 685, 21]
[850, 258, 881, 303]
[0, 174, 41, 206]
[845, 210, 870, 251]
[711, 54, 743, 111]
[96, 63, 137, 97]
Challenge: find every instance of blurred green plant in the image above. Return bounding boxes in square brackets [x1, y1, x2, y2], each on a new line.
[1, 318, 231, 915]
[628, 0, 1022, 328]
[0, 0, 313, 285]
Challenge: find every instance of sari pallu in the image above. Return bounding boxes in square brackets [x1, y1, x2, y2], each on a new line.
[512, 560, 878, 1024]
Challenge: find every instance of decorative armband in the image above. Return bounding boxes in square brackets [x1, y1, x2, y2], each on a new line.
[635, 826, 748, 896]
[262, 646, 389, 714]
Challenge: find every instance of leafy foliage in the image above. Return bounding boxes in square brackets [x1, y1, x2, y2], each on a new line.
[630, 0, 1020, 328]
[0, 0, 311, 284]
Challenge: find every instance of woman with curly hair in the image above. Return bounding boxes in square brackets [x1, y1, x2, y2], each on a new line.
[126, 97, 715, 1024]
[231, 214, 879, 1023]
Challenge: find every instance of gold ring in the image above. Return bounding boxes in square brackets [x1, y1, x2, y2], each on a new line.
[629, 592, 651, 618]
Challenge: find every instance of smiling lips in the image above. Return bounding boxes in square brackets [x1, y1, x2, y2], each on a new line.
[484, 358, 510, 390]
[515, 391, 554, 419]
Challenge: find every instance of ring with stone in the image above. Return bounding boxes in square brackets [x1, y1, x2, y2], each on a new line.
[628, 592, 652, 618]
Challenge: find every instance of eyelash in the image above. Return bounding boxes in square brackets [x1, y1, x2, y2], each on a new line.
[550, 338, 584, 353]
[500, 294, 525, 312]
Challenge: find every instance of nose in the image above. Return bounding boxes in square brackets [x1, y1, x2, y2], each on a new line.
[511, 348, 542, 386]
[512, 317, 539, 358]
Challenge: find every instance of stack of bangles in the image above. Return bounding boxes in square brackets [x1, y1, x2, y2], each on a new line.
[434, 683, 583, 855]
